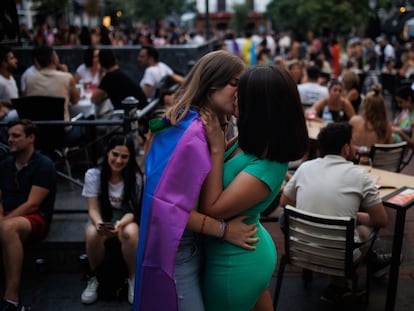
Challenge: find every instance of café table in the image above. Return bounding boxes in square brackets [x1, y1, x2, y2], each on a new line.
[367, 167, 414, 311]
[70, 98, 113, 119]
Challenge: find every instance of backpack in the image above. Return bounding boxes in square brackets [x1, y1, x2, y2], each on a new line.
[95, 237, 128, 300]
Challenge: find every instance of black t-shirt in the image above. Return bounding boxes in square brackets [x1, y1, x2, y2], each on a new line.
[0, 151, 57, 223]
[99, 69, 148, 110]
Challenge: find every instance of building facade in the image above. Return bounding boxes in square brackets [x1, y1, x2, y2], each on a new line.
[194, 0, 271, 33]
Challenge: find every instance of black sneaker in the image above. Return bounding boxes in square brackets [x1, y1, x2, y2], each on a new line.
[368, 250, 393, 278]
[0, 300, 25, 311]
[320, 284, 353, 304]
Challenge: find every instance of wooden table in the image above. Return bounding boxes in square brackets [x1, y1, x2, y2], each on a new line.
[368, 167, 414, 311]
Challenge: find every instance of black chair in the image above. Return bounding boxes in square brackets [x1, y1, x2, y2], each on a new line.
[12, 96, 76, 183]
[370, 142, 408, 172]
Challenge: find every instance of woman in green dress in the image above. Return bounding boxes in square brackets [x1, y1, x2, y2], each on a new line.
[200, 65, 308, 310]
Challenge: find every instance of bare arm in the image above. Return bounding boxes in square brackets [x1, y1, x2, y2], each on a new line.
[342, 98, 356, 119]
[357, 202, 388, 228]
[91, 88, 108, 105]
[186, 210, 259, 250]
[3, 186, 49, 219]
[86, 197, 103, 226]
[86, 197, 106, 233]
[171, 73, 185, 84]
[345, 88, 359, 103]
[280, 193, 296, 207]
[142, 84, 154, 99]
[392, 125, 414, 149]
[311, 98, 327, 115]
[199, 109, 270, 219]
[69, 76, 80, 105]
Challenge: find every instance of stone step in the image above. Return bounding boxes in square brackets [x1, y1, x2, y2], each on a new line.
[23, 213, 88, 276]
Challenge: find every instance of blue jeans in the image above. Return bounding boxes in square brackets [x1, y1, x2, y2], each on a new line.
[174, 230, 204, 311]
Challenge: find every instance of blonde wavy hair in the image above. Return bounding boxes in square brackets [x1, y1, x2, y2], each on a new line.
[362, 84, 392, 142]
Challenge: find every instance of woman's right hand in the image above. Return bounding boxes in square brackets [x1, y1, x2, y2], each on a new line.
[200, 108, 225, 153]
[225, 216, 259, 250]
[95, 221, 105, 234]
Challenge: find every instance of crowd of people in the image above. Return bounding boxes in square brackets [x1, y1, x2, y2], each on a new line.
[1, 24, 414, 311]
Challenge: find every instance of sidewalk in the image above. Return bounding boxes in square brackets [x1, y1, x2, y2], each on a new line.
[1, 158, 413, 310]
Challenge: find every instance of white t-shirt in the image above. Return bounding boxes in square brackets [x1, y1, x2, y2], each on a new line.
[82, 168, 142, 210]
[0, 74, 18, 101]
[283, 155, 382, 242]
[20, 65, 38, 93]
[297, 82, 328, 106]
[76, 64, 101, 87]
[139, 62, 173, 100]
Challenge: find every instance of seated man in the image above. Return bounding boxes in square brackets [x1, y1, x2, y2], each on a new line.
[0, 119, 57, 311]
[24, 45, 81, 146]
[137, 45, 184, 101]
[297, 65, 328, 107]
[280, 122, 389, 304]
[92, 49, 147, 111]
[0, 45, 20, 143]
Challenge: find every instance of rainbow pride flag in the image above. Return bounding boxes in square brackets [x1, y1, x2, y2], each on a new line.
[134, 109, 211, 310]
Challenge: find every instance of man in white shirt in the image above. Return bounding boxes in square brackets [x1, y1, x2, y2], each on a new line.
[297, 65, 328, 107]
[280, 122, 390, 304]
[0, 45, 19, 142]
[137, 45, 184, 101]
[0, 45, 18, 103]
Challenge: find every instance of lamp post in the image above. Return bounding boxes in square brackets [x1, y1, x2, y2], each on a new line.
[205, 0, 210, 40]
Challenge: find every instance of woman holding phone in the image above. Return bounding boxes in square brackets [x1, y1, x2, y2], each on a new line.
[81, 134, 143, 305]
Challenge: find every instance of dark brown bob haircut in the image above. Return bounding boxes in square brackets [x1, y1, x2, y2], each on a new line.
[237, 65, 308, 162]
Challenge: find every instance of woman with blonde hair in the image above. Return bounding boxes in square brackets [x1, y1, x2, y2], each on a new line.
[342, 69, 362, 113]
[349, 84, 393, 150]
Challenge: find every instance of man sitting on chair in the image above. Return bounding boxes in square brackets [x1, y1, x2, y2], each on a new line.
[0, 119, 57, 311]
[24, 46, 81, 146]
[280, 122, 389, 304]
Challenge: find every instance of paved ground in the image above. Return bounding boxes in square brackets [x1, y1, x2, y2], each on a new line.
[7, 268, 414, 310]
[4, 169, 413, 311]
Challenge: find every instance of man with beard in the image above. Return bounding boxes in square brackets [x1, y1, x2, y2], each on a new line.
[280, 122, 390, 304]
[0, 45, 19, 145]
[0, 119, 57, 311]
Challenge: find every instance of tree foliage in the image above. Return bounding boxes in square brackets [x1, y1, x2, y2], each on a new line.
[231, 2, 250, 33]
[31, 0, 190, 26]
[109, 0, 191, 25]
[31, 0, 69, 17]
[266, 0, 393, 36]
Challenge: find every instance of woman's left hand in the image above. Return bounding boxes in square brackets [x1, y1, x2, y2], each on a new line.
[225, 216, 259, 250]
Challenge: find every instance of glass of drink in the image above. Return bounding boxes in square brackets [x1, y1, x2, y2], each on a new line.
[357, 146, 372, 167]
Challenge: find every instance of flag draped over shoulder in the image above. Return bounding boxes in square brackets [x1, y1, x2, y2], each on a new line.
[134, 109, 211, 311]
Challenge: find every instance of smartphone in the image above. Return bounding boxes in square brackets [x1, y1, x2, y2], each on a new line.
[100, 222, 115, 230]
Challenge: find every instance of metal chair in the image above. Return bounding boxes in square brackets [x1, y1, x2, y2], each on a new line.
[370, 141, 408, 172]
[273, 205, 376, 310]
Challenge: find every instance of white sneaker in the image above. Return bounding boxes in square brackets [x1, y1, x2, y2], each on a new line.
[81, 276, 99, 304]
[128, 276, 135, 304]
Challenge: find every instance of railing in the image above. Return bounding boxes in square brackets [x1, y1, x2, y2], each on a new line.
[0, 97, 157, 214]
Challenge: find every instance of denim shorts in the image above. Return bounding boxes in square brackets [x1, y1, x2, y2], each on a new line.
[174, 230, 204, 311]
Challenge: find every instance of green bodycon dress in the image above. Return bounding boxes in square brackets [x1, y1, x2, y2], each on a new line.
[203, 141, 287, 311]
